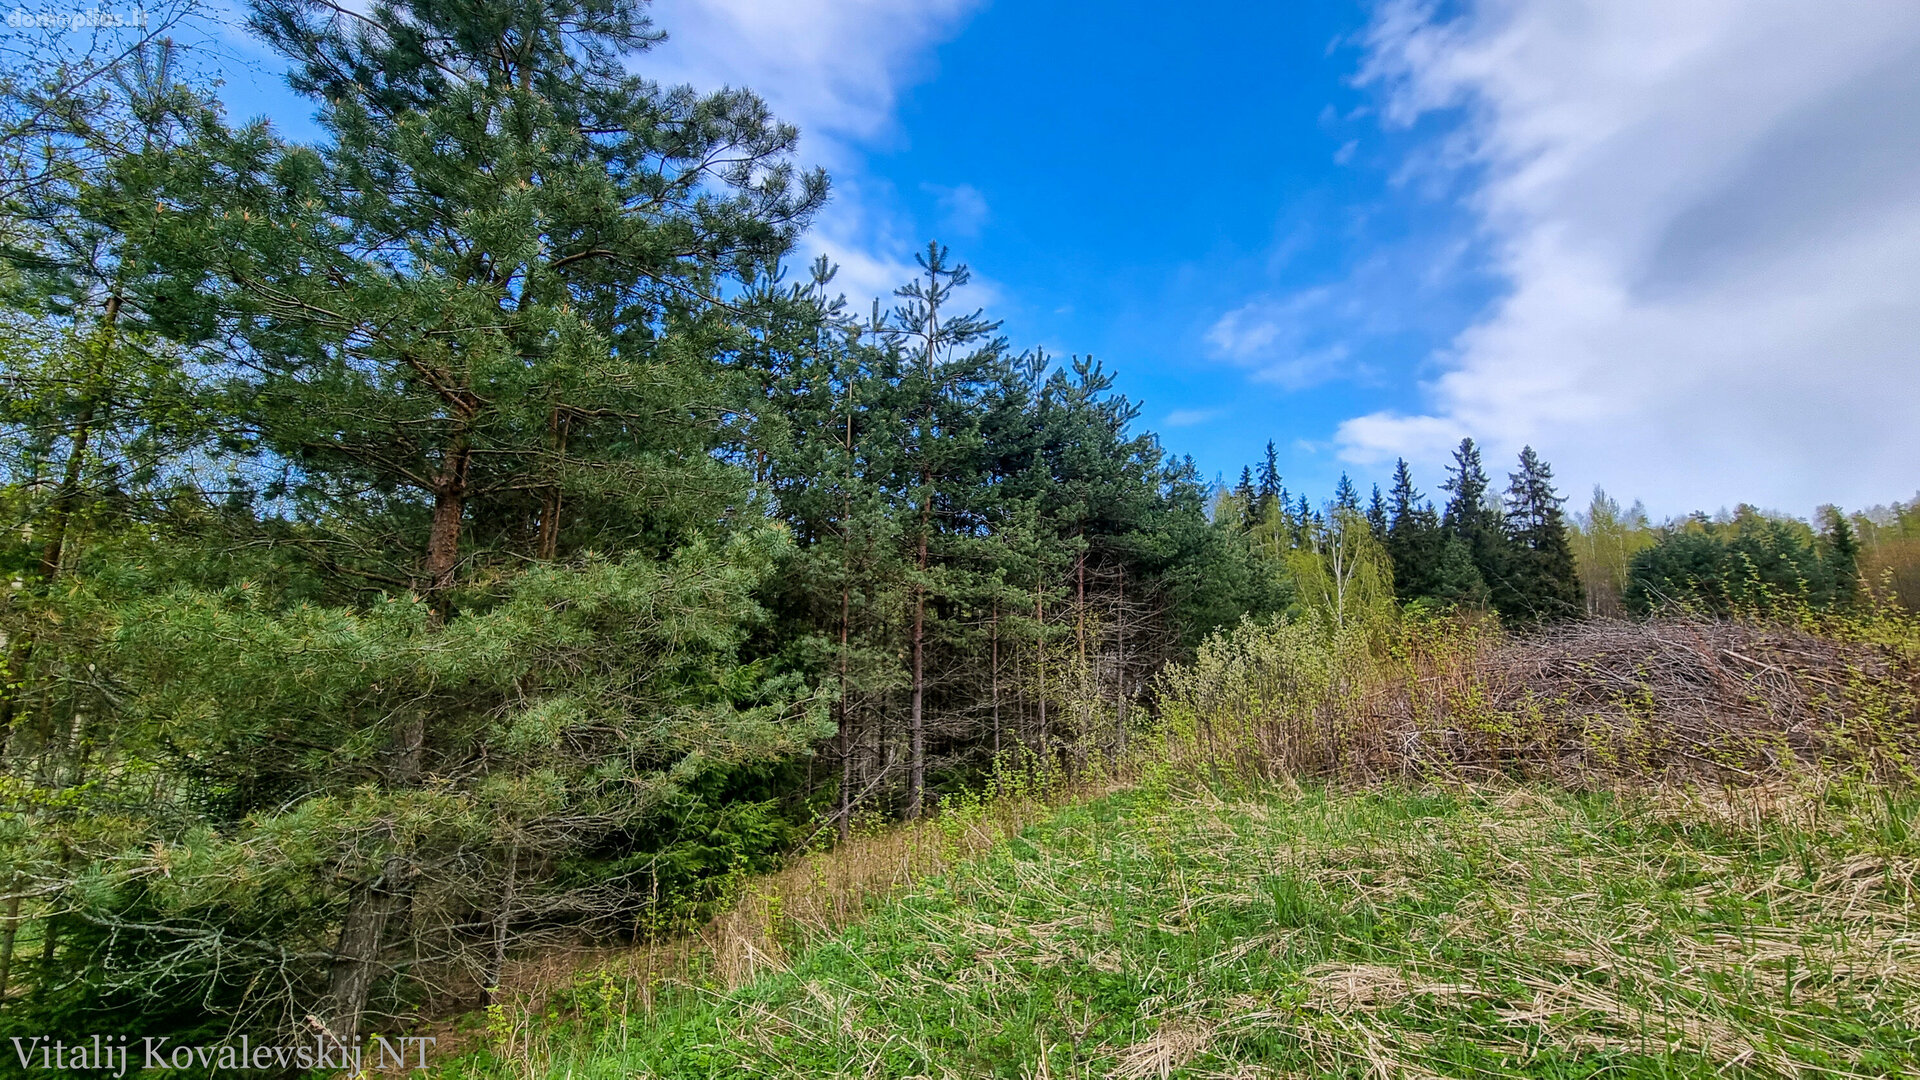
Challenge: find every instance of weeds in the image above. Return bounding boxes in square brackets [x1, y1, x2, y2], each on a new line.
[435, 780, 1920, 1078]
[428, 608, 1920, 1077]
[428, 757, 1124, 1074]
[1157, 610, 1920, 785]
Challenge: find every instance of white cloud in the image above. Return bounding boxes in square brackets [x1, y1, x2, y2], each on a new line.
[1205, 288, 1362, 389]
[641, 0, 985, 308]
[644, 0, 981, 156]
[1163, 408, 1224, 428]
[923, 182, 991, 239]
[1334, 0, 1920, 517]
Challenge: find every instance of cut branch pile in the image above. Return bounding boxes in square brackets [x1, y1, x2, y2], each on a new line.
[1162, 615, 1920, 785]
[1399, 618, 1920, 782]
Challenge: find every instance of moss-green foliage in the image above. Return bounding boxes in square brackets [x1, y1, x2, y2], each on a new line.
[437, 782, 1920, 1078]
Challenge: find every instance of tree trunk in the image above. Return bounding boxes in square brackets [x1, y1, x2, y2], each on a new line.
[0, 875, 20, 1001]
[0, 367, 99, 760]
[907, 526, 927, 818]
[316, 853, 408, 1045]
[426, 442, 470, 598]
[1075, 543, 1088, 757]
[1035, 590, 1047, 750]
[483, 844, 519, 1003]
[319, 426, 461, 1042]
[318, 705, 424, 1044]
[1075, 544, 1086, 666]
[535, 410, 568, 561]
[836, 392, 857, 841]
[1115, 566, 1127, 753]
[836, 572, 852, 844]
[990, 603, 1000, 762]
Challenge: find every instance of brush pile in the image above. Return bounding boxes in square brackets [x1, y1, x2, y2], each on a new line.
[1160, 613, 1920, 783]
[1401, 617, 1920, 781]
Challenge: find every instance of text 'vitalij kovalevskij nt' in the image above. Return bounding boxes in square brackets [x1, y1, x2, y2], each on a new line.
[10, 1034, 438, 1075]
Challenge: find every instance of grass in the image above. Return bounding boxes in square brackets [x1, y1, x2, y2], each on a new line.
[432, 773, 1920, 1079]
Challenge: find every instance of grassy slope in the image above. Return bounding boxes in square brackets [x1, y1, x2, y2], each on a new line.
[442, 778, 1920, 1078]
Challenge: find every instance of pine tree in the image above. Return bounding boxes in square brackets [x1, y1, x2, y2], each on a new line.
[888, 242, 1004, 817]
[1366, 484, 1389, 540]
[63, 0, 832, 1042]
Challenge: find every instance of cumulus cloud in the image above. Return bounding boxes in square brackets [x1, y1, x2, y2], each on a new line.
[644, 0, 980, 155]
[1334, 0, 1920, 516]
[641, 0, 985, 306]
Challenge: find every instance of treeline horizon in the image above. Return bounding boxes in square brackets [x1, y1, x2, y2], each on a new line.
[0, 0, 1915, 1056]
[1228, 443, 1914, 623]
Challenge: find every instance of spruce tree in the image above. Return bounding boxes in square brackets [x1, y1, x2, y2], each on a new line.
[1819, 506, 1861, 607]
[1333, 472, 1360, 512]
[1385, 457, 1445, 603]
[1501, 446, 1583, 621]
[1441, 438, 1508, 611]
[1255, 440, 1282, 521]
[1234, 466, 1256, 529]
[1429, 534, 1492, 608]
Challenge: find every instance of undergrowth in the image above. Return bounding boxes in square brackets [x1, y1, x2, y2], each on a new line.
[433, 775, 1920, 1078]
[429, 607, 1920, 1077]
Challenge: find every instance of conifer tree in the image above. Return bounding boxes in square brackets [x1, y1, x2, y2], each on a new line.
[1333, 472, 1360, 512]
[888, 242, 1003, 816]
[1429, 534, 1492, 608]
[27, 0, 833, 1042]
[1819, 505, 1862, 608]
[1501, 446, 1583, 621]
[1385, 457, 1446, 603]
[1255, 440, 1282, 521]
[1366, 483, 1388, 540]
[1441, 438, 1508, 610]
[1234, 466, 1256, 529]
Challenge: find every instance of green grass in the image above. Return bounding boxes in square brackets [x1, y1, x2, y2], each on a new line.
[438, 778, 1920, 1078]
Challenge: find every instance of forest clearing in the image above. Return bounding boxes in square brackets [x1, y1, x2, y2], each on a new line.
[3, 0, 1919, 1075]
[430, 609, 1920, 1078]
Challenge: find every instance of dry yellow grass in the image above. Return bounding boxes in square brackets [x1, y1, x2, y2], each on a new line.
[439, 769, 1131, 1063]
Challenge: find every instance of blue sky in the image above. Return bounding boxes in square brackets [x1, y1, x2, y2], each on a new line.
[196, 0, 1920, 518]
[643, 0, 1501, 507]
[862, 1, 1494, 496]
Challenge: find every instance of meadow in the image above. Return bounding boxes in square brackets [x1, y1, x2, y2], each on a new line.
[428, 608, 1920, 1079]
